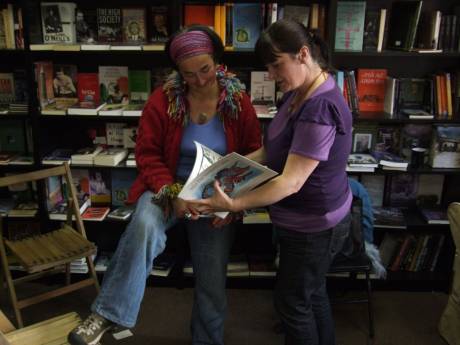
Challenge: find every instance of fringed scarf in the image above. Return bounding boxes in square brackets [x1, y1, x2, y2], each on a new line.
[163, 65, 244, 126]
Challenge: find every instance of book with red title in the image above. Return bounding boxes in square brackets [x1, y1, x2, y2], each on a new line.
[357, 69, 387, 112]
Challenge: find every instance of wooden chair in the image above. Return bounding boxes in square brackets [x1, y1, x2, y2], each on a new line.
[0, 163, 99, 328]
[0, 308, 83, 345]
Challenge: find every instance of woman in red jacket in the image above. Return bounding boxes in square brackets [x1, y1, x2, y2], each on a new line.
[69, 25, 261, 345]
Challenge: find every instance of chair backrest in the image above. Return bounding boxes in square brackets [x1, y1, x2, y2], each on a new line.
[0, 164, 87, 238]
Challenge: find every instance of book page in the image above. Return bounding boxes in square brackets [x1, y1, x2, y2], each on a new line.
[179, 142, 278, 218]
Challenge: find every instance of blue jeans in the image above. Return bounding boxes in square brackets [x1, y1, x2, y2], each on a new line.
[274, 213, 351, 345]
[92, 191, 233, 345]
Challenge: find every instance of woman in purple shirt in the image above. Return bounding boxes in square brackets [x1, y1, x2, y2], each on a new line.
[189, 19, 353, 345]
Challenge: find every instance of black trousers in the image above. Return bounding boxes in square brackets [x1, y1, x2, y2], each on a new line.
[274, 213, 351, 345]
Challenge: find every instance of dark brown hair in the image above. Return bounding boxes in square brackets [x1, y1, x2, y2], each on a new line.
[255, 19, 330, 71]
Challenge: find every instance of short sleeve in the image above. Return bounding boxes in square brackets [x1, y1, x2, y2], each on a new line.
[290, 121, 336, 161]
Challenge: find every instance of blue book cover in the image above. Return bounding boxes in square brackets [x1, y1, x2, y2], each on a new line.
[334, 1, 366, 51]
[232, 3, 261, 50]
[111, 170, 137, 207]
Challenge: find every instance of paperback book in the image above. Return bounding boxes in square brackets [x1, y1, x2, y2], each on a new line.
[178, 142, 278, 218]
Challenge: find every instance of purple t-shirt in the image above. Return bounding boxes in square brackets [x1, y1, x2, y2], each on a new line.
[265, 75, 352, 233]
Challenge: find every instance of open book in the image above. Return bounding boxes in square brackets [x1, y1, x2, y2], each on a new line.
[178, 142, 278, 218]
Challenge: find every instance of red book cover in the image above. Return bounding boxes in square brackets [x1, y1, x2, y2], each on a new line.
[357, 68, 387, 112]
[183, 4, 214, 27]
[82, 207, 110, 221]
[77, 73, 100, 104]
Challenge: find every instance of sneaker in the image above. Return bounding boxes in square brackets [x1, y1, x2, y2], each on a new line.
[68, 313, 114, 345]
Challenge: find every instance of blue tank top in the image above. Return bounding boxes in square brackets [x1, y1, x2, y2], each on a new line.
[176, 115, 227, 181]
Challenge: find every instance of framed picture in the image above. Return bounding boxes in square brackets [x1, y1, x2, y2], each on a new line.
[353, 133, 373, 153]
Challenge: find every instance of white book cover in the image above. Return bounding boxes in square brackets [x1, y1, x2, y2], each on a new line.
[178, 142, 278, 218]
[98, 66, 129, 104]
[250, 71, 276, 104]
[41, 2, 77, 44]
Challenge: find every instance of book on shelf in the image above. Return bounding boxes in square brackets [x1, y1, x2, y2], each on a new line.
[98, 102, 127, 116]
[386, 1, 423, 51]
[429, 126, 460, 169]
[111, 170, 136, 207]
[401, 109, 434, 120]
[122, 128, 137, 149]
[106, 122, 126, 146]
[8, 201, 39, 218]
[42, 148, 73, 165]
[107, 205, 135, 221]
[357, 69, 387, 112]
[125, 152, 136, 167]
[53, 44, 80, 51]
[250, 71, 276, 105]
[41, 98, 78, 115]
[232, 3, 261, 50]
[67, 101, 106, 115]
[149, 5, 169, 44]
[243, 208, 271, 224]
[97, 8, 122, 43]
[75, 6, 98, 44]
[334, 1, 366, 52]
[81, 206, 110, 221]
[121, 7, 146, 45]
[80, 44, 110, 50]
[0, 152, 18, 165]
[151, 253, 175, 277]
[178, 141, 278, 219]
[0, 73, 15, 105]
[347, 153, 378, 167]
[89, 170, 111, 205]
[371, 151, 409, 169]
[48, 198, 91, 221]
[40, 2, 77, 45]
[346, 165, 375, 172]
[110, 44, 142, 51]
[122, 103, 144, 116]
[98, 66, 129, 104]
[248, 254, 277, 277]
[8, 155, 33, 165]
[94, 148, 128, 167]
[373, 207, 406, 229]
[419, 208, 449, 225]
[71, 145, 104, 165]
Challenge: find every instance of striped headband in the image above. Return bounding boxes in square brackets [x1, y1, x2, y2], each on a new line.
[169, 30, 214, 64]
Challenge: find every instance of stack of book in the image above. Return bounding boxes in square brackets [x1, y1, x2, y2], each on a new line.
[347, 153, 378, 172]
[372, 151, 409, 171]
[71, 146, 104, 165]
[94, 148, 128, 167]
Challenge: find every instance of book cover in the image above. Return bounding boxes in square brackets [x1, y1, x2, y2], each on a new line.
[388, 174, 418, 207]
[107, 205, 135, 220]
[34, 61, 54, 108]
[122, 127, 137, 149]
[374, 126, 400, 154]
[77, 73, 100, 104]
[71, 168, 90, 206]
[94, 147, 128, 167]
[0, 73, 15, 104]
[347, 153, 378, 167]
[429, 125, 460, 168]
[82, 206, 110, 221]
[178, 142, 278, 218]
[128, 70, 151, 103]
[397, 78, 432, 114]
[149, 5, 169, 43]
[41, 2, 77, 44]
[108, 166, 134, 203]
[89, 170, 111, 205]
[250, 71, 275, 105]
[106, 122, 126, 146]
[334, 1, 366, 51]
[98, 66, 129, 104]
[362, 7, 380, 51]
[12, 69, 28, 104]
[42, 148, 73, 165]
[357, 69, 387, 112]
[97, 8, 122, 43]
[122, 7, 146, 44]
[386, 1, 423, 51]
[45, 175, 63, 211]
[373, 207, 406, 229]
[283, 5, 310, 28]
[232, 3, 261, 50]
[419, 208, 449, 225]
[75, 6, 98, 43]
[53, 64, 77, 98]
[183, 4, 214, 28]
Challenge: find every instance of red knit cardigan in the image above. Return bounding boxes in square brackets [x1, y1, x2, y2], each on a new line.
[127, 87, 262, 204]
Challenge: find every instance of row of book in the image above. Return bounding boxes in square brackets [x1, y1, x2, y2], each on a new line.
[335, 1, 460, 53]
[333, 69, 460, 119]
[379, 232, 446, 273]
[373, 206, 449, 230]
[0, 3, 24, 50]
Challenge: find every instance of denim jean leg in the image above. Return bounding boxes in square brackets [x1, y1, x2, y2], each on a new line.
[91, 191, 176, 327]
[187, 220, 234, 345]
[274, 228, 334, 345]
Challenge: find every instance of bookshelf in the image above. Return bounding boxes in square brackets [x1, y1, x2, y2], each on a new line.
[0, 0, 459, 291]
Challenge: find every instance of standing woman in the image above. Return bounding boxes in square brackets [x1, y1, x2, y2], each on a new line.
[188, 19, 353, 345]
[68, 25, 261, 345]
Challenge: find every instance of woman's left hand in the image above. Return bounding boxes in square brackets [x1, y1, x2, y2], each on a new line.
[188, 180, 236, 214]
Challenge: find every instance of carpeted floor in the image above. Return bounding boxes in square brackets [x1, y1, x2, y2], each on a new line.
[0, 281, 450, 345]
